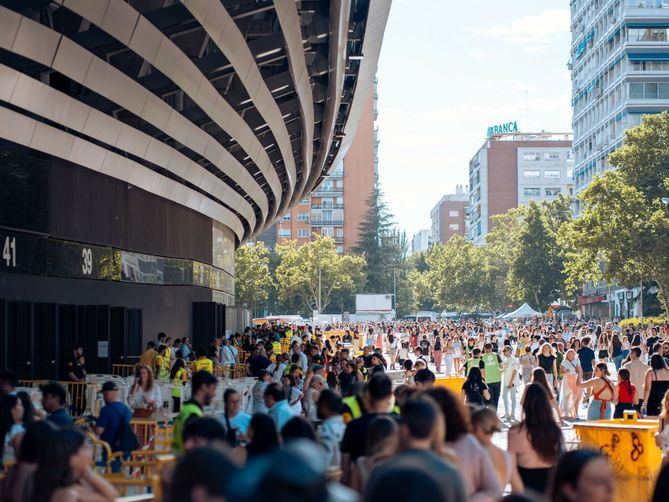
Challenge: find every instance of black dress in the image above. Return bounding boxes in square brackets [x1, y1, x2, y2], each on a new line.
[647, 371, 669, 416]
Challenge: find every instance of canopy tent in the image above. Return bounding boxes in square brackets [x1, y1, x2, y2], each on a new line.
[501, 303, 541, 319]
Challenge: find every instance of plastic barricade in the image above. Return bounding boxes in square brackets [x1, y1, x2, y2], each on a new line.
[573, 417, 663, 502]
[434, 376, 466, 396]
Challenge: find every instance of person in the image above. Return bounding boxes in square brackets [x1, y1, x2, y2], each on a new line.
[95, 381, 132, 453]
[169, 355, 189, 413]
[172, 370, 218, 453]
[415, 368, 436, 391]
[525, 367, 562, 424]
[128, 365, 162, 418]
[304, 374, 326, 421]
[365, 397, 466, 501]
[623, 347, 649, 411]
[0, 394, 25, 466]
[153, 344, 169, 380]
[433, 336, 444, 373]
[40, 382, 73, 428]
[264, 382, 298, 433]
[267, 354, 287, 383]
[576, 362, 617, 420]
[654, 390, 669, 462]
[519, 346, 534, 384]
[281, 416, 317, 442]
[464, 348, 485, 377]
[462, 367, 490, 405]
[0, 421, 56, 502]
[220, 338, 236, 369]
[341, 374, 394, 485]
[349, 415, 400, 492]
[169, 447, 238, 502]
[559, 349, 581, 420]
[508, 383, 563, 495]
[65, 346, 86, 383]
[0, 370, 17, 398]
[537, 343, 558, 391]
[248, 370, 272, 415]
[281, 374, 304, 415]
[368, 353, 385, 378]
[138, 341, 157, 368]
[246, 347, 271, 377]
[194, 348, 214, 374]
[402, 359, 415, 385]
[219, 389, 251, 447]
[471, 407, 522, 492]
[548, 449, 614, 502]
[643, 354, 669, 417]
[577, 337, 596, 403]
[181, 337, 192, 361]
[614, 368, 636, 419]
[181, 417, 227, 452]
[317, 389, 346, 468]
[427, 387, 502, 502]
[246, 414, 280, 459]
[32, 428, 117, 502]
[482, 343, 502, 409]
[501, 345, 520, 420]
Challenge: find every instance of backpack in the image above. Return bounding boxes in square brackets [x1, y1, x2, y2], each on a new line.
[113, 404, 138, 453]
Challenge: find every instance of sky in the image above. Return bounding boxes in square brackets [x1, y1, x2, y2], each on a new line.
[375, 0, 573, 238]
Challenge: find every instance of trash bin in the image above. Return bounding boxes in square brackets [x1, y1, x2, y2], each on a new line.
[573, 416, 662, 502]
[434, 376, 465, 396]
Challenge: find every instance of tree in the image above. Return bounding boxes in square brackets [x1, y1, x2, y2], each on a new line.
[562, 114, 669, 314]
[275, 236, 366, 314]
[352, 184, 396, 293]
[509, 200, 567, 311]
[234, 242, 273, 316]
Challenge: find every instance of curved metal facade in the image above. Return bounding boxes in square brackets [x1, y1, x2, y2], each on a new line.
[0, 0, 391, 242]
[0, 0, 390, 343]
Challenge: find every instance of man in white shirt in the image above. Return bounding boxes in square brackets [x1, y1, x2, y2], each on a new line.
[220, 339, 236, 368]
[501, 346, 519, 420]
[623, 347, 649, 410]
[267, 354, 288, 382]
[290, 342, 309, 371]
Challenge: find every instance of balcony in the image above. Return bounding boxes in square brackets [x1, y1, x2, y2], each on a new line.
[311, 220, 344, 226]
[312, 187, 344, 196]
[311, 204, 344, 209]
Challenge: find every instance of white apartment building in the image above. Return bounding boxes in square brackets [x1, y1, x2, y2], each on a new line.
[411, 230, 433, 254]
[571, 0, 669, 210]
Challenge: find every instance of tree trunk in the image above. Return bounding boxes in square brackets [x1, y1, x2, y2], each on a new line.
[533, 291, 540, 311]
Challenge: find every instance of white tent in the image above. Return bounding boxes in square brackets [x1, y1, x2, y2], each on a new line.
[502, 303, 541, 319]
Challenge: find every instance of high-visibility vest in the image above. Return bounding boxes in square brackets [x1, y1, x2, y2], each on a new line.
[342, 395, 363, 423]
[194, 357, 213, 374]
[172, 401, 203, 452]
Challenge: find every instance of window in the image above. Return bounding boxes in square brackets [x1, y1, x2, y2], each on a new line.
[524, 188, 540, 196]
[630, 82, 643, 99]
[300, 198, 310, 205]
[282, 214, 291, 221]
[449, 223, 459, 230]
[645, 83, 658, 99]
[523, 152, 540, 161]
[448, 210, 459, 217]
[545, 188, 561, 196]
[321, 227, 334, 237]
[544, 170, 561, 178]
[336, 246, 344, 254]
[336, 228, 344, 237]
[296, 212, 309, 222]
[523, 170, 540, 178]
[544, 152, 561, 160]
[297, 229, 311, 238]
[278, 229, 291, 238]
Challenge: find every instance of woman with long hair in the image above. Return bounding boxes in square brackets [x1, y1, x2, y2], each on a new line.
[548, 449, 614, 502]
[609, 334, 625, 370]
[559, 349, 581, 420]
[0, 395, 25, 467]
[128, 365, 162, 418]
[169, 354, 189, 413]
[578, 362, 617, 420]
[508, 383, 563, 495]
[32, 428, 117, 502]
[350, 415, 400, 492]
[614, 368, 636, 419]
[461, 366, 490, 405]
[643, 354, 669, 417]
[426, 387, 502, 500]
[523, 367, 562, 424]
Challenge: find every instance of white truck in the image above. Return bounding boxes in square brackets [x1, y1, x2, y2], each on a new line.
[354, 294, 395, 322]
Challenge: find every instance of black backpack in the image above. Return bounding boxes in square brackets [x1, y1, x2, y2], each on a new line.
[113, 404, 138, 453]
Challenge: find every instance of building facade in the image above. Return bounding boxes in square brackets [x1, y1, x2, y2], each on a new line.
[430, 186, 469, 245]
[0, 0, 390, 377]
[266, 78, 379, 253]
[411, 229, 433, 254]
[468, 133, 573, 244]
[571, 0, 669, 207]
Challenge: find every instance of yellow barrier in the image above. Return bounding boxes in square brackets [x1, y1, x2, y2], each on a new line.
[112, 364, 137, 377]
[574, 418, 663, 502]
[434, 376, 466, 396]
[19, 379, 91, 416]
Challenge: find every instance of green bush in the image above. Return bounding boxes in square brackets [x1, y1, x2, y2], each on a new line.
[619, 317, 668, 329]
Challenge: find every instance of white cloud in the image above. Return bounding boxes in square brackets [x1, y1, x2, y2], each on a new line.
[468, 9, 570, 45]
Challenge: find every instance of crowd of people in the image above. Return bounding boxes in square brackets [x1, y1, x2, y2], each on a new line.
[0, 318, 668, 501]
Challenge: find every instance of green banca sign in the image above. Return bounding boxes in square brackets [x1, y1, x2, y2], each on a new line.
[487, 121, 518, 137]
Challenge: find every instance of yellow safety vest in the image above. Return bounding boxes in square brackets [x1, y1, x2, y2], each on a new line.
[194, 357, 213, 373]
[342, 395, 363, 423]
